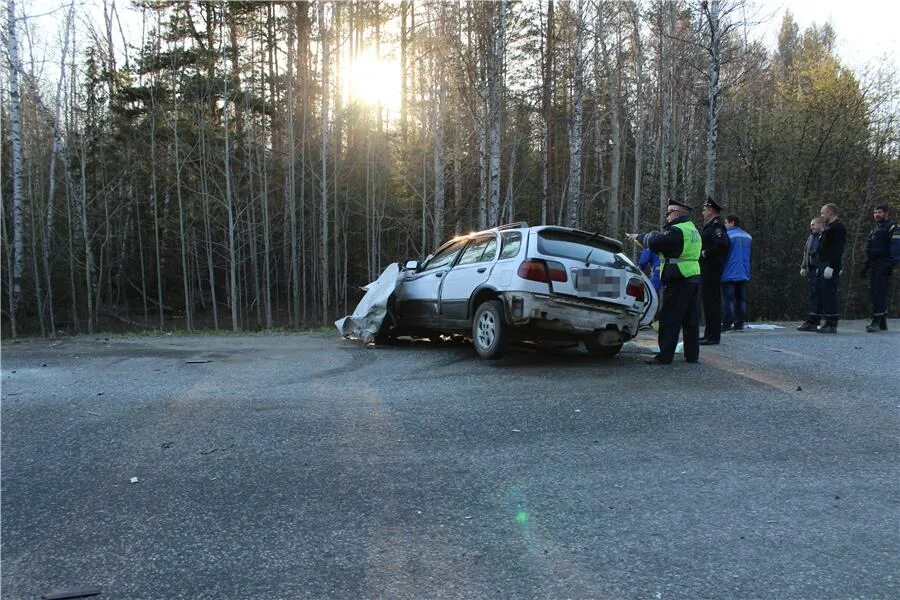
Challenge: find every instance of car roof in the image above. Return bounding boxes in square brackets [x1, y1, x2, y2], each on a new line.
[443, 223, 624, 253]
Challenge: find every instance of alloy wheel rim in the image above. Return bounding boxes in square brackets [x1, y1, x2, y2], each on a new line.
[477, 311, 496, 348]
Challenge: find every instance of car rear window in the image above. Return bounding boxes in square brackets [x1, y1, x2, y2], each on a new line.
[537, 230, 618, 267]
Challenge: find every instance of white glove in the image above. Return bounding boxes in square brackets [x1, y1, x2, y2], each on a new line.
[823, 266, 834, 280]
[800, 268, 807, 277]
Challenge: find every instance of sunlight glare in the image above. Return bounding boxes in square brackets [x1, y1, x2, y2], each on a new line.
[345, 48, 402, 115]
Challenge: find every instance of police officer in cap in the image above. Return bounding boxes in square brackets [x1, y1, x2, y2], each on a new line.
[699, 197, 730, 345]
[627, 200, 702, 365]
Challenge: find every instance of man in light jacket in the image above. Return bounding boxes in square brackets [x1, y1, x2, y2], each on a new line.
[798, 217, 826, 331]
[721, 215, 752, 331]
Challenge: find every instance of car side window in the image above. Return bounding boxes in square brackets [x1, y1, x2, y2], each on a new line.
[458, 236, 496, 266]
[499, 232, 522, 259]
[421, 240, 466, 272]
[481, 237, 498, 262]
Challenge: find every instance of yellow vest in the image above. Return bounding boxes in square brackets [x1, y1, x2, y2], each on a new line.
[661, 221, 701, 278]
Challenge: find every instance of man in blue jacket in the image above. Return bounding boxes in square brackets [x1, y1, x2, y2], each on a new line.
[862, 204, 897, 332]
[638, 247, 662, 294]
[721, 215, 752, 331]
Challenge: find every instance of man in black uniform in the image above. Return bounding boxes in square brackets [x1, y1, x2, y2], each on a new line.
[816, 203, 847, 333]
[626, 200, 702, 365]
[699, 197, 730, 345]
[862, 204, 897, 332]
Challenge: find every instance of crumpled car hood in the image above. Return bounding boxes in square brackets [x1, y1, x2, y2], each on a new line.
[335, 263, 401, 344]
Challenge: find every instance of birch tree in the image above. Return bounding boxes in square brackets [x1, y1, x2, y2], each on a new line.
[630, 0, 645, 249]
[702, 0, 722, 201]
[6, 0, 25, 336]
[487, 0, 507, 227]
[320, 1, 330, 324]
[596, 1, 622, 237]
[566, 0, 584, 228]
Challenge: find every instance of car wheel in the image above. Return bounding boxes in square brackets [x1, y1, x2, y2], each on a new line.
[584, 337, 623, 358]
[472, 300, 507, 359]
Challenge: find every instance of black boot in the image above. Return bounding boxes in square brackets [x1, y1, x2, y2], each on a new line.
[881, 315, 888, 331]
[866, 318, 880, 333]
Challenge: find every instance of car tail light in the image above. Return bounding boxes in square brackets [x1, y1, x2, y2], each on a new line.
[518, 259, 549, 283]
[517, 259, 569, 284]
[546, 260, 568, 282]
[626, 278, 645, 301]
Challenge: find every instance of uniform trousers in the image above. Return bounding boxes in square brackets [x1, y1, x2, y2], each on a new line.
[870, 261, 893, 317]
[807, 271, 822, 324]
[657, 280, 700, 363]
[701, 267, 724, 341]
[818, 264, 840, 326]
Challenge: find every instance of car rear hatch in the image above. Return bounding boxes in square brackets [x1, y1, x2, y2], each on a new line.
[531, 227, 648, 311]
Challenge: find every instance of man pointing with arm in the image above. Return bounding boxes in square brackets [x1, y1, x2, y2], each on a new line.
[626, 200, 702, 365]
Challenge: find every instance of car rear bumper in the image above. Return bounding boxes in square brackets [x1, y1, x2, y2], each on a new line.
[500, 291, 641, 340]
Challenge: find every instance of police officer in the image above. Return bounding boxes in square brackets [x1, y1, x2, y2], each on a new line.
[626, 200, 702, 365]
[816, 203, 847, 333]
[861, 203, 897, 332]
[699, 197, 730, 345]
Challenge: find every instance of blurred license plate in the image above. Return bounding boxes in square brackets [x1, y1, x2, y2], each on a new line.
[574, 268, 621, 297]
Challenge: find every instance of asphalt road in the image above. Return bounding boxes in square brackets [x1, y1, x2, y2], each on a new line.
[2, 321, 899, 599]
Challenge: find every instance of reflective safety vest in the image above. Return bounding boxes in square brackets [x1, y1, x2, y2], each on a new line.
[662, 221, 702, 278]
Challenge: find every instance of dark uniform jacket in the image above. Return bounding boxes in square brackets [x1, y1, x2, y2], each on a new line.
[638, 216, 701, 284]
[700, 216, 730, 273]
[819, 219, 847, 272]
[866, 218, 896, 268]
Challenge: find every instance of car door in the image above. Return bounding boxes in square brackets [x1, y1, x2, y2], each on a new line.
[439, 234, 498, 323]
[396, 239, 467, 327]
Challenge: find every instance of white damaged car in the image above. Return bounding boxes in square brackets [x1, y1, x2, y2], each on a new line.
[376, 223, 658, 359]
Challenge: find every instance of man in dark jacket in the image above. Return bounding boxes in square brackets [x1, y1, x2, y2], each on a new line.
[816, 203, 847, 333]
[862, 204, 897, 332]
[627, 200, 702, 365]
[699, 198, 730, 345]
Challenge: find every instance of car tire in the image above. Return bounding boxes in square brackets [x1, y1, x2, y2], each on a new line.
[472, 300, 507, 359]
[584, 337, 623, 358]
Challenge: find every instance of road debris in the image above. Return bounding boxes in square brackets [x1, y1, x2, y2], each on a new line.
[40, 587, 101, 600]
[129, 477, 139, 484]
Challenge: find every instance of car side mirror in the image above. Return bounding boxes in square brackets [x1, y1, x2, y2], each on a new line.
[404, 260, 420, 271]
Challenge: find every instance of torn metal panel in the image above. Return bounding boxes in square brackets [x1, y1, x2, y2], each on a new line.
[335, 263, 401, 344]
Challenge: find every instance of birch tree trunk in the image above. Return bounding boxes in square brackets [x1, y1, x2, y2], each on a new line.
[222, 17, 239, 332]
[40, 2, 74, 337]
[487, 0, 506, 228]
[704, 0, 722, 201]
[172, 39, 192, 331]
[566, 0, 584, 228]
[658, 2, 673, 227]
[320, 1, 330, 324]
[630, 0, 644, 250]
[287, 7, 300, 328]
[6, 0, 25, 335]
[598, 2, 621, 238]
[432, 10, 445, 244]
[540, 0, 554, 226]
